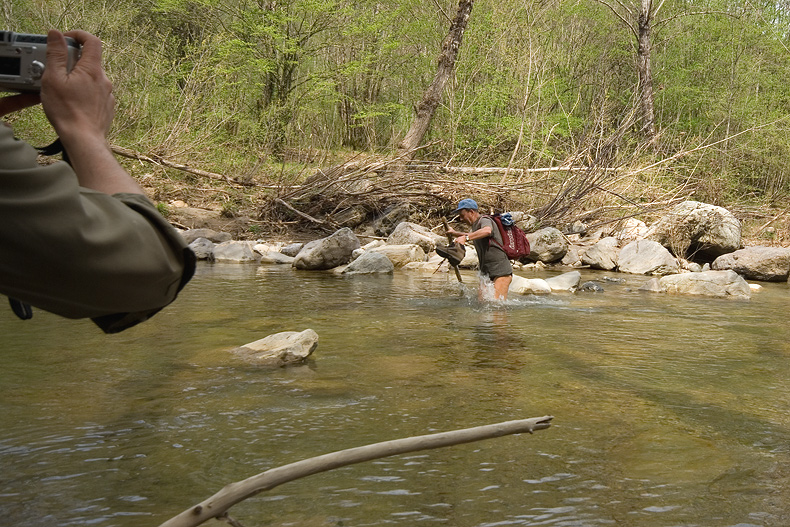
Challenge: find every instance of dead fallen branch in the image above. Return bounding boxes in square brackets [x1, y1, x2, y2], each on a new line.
[273, 198, 338, 231]
[111, 145, 255, 187]
[158, 416, 553, 527]
[435, 165, 618, 177]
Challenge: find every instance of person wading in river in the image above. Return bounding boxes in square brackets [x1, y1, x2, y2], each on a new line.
[446, 198, 512, 301]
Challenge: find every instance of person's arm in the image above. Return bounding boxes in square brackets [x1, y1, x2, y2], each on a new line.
[451, 224, 492, 245]
[0, 93, 40, 118]
[39, 30, 143, 195]
[0, 31, 193, 329]
[465, 225, 492, 241]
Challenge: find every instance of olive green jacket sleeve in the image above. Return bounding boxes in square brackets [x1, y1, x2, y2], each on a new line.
[0, 124, 194, 331]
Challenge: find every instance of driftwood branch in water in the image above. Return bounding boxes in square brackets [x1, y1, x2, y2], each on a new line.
[110, 145, 256, 187]
[158, 416, 553, 527]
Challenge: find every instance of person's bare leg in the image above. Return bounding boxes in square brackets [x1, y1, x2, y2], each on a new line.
[493, 275, 512, 300]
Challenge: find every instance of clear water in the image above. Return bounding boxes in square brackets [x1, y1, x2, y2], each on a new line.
[1, 263, 789, 527]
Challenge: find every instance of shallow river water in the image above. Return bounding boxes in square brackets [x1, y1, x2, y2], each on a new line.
[1, 263, 789, 527]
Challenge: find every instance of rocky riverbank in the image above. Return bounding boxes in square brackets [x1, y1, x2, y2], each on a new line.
[176, 200, 790, 300]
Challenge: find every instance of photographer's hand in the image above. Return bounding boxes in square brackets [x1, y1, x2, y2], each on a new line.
[40, 30, 143, 195]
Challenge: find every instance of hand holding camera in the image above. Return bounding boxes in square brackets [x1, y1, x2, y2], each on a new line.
[0, 30, 112, 141]
[2, 29, 141, 194]
[40, 30, 116, 150]
[0, 30, 81, 93]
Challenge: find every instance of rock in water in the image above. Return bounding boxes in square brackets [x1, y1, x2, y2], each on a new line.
[232, 329, 319, 366]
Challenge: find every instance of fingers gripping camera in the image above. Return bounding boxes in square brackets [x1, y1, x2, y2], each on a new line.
[0, 31, 81, 93]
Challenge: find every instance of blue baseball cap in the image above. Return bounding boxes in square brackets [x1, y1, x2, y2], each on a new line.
[455, 198, 478, 211]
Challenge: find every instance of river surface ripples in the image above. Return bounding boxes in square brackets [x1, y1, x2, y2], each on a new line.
[2, 263, 789, 526]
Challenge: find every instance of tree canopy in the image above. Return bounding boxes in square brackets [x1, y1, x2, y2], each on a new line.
[7, 0, 790, 207]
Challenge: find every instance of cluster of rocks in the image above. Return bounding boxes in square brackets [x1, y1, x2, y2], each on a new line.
[180, 200, 790, 300]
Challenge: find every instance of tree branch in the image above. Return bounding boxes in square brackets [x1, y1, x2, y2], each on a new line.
[593, 0, 637, 38]
[158, 416, 553, 527]
[111, 145, 255, 187]
[624, 117, 790, 178]
[653, 9, 739, 29]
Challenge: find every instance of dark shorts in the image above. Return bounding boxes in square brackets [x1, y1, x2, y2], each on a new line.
[480, 247, 513, 279]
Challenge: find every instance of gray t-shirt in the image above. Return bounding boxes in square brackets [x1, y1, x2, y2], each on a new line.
[471, 215, 512, 278]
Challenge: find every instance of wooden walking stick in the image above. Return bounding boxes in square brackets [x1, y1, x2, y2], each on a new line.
[442, 217, 463, 283]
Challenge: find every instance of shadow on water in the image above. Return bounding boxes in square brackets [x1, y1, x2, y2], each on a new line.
[2, 263, 790, 526]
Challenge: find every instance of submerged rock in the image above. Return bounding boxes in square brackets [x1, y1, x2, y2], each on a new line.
[232, 329, 319, 366]
[639, 270, 751, 298]
[579, 281, 604, 292]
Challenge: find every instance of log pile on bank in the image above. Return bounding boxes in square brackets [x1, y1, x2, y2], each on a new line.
[255, 155, 659, 237]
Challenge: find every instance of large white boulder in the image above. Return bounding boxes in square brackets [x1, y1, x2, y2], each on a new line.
[647, 201, 741, 261]
[387, 222, 446, 253]
[618, 240, 679, 276]
[509, 274, 552, 295]
[712, 246, 790, 282]
[581, 237, 620, 271]
[293, 228, 361, 270]
[526, 227, 568, 263]
[371, 244, 426, 268]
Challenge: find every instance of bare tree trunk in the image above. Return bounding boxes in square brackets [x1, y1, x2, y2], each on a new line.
[397, 0, 474, 159]
[636, 0, 656, 139]
[1, 0, 12, 26]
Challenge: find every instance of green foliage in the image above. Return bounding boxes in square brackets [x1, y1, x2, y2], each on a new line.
[7, 0, 790, 204]
[156, 202, 171, 217]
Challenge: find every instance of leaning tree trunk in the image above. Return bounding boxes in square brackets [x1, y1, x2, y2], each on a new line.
[636, 0, 656, 139]
[397, 0, 474, 159]
[1, 0, 11, 26]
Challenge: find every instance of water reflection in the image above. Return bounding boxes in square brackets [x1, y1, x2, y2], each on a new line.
[1, 264, 789, 526]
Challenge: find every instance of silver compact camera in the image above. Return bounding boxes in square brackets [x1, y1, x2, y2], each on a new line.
[0, 31, 81, 93]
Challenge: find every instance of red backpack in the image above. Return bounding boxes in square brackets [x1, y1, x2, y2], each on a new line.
[483, 213, 531, 262]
